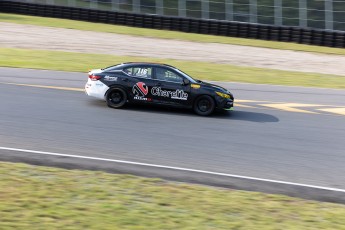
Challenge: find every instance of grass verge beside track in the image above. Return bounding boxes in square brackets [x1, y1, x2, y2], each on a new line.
[1, 13, 345, 56]
[1, 161, 345, 229]
[1, 48, 345, 89]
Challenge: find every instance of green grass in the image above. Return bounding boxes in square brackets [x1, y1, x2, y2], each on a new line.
[1, 13, 345, 56]
[1, 161, 345, 229]
[1, 47, 345, 89]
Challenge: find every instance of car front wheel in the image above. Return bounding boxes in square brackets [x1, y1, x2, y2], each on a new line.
[106, 88, 127, 109]
[193, 95, 215, 116]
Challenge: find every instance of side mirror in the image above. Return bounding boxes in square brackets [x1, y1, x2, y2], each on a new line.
[183, 78, 190, 85]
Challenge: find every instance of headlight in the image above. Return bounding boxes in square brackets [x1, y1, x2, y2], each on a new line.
[216, 91, 231, 99]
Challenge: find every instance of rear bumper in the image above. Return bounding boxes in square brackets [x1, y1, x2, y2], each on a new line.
[85, 79, 109, 100]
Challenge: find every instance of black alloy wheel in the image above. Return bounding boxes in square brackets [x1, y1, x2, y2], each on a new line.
[193, 95, 215, 116]
[106, 88, 127, 109]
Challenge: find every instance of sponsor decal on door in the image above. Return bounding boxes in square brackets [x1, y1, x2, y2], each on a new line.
[151, 87, 188, 100]
[133, 82, 151, 101]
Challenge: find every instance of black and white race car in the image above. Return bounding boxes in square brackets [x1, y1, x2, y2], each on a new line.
[85, 62, 234, 116]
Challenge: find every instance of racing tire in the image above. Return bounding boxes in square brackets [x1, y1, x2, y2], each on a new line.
[193, 95, 215, 116]
[106, 88, 127, 109]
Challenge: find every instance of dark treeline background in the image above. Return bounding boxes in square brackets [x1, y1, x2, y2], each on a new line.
[38, 0, 345, 30]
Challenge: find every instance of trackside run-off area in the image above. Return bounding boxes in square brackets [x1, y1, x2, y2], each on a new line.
[1, 161, 345, 229]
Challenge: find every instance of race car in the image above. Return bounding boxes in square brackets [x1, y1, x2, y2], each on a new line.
[85, 62, 234, 116]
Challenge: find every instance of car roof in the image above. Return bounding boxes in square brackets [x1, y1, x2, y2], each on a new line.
[121, 62, 176, 68]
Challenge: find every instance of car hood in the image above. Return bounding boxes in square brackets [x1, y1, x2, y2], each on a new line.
[199, 81, 231, 94]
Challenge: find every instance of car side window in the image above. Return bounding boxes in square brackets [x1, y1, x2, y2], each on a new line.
[155, 67, 183, 83]
[123, 66, 152, 79]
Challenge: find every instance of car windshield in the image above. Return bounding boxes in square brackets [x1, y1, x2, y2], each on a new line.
[173, 68, 198, 83]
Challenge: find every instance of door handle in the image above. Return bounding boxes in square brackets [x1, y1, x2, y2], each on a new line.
[155, 83, 162, 86]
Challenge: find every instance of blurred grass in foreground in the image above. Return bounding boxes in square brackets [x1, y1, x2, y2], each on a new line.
[1, 161, 345, 229]
[1, 48, 344, 89]
[1, 13, 345, 56]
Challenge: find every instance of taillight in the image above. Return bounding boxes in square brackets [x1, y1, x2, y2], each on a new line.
[89, 74, 101, 81]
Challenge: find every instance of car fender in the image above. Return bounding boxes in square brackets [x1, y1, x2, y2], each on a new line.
[104, 85, 128, 100]
[193, 93, 216, 105]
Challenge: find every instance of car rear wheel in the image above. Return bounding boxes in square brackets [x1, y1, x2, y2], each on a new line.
[193, 95, 215, 116]
[106, 88, 127, 109]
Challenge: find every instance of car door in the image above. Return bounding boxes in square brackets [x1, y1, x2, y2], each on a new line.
[152, 67, 191, 106]
[123, 65, 156, 103]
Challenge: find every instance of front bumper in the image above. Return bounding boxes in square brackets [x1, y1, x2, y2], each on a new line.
[223, 100, 234, 110]
[216, 97, 234, 110]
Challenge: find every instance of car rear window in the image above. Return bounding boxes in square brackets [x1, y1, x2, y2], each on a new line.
[102, 63, 123, 71]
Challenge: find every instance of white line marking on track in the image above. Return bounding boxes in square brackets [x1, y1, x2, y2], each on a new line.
[1, 146, 345, 193]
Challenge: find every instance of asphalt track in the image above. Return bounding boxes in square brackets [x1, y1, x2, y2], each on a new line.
[1, 67, 345, 203]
